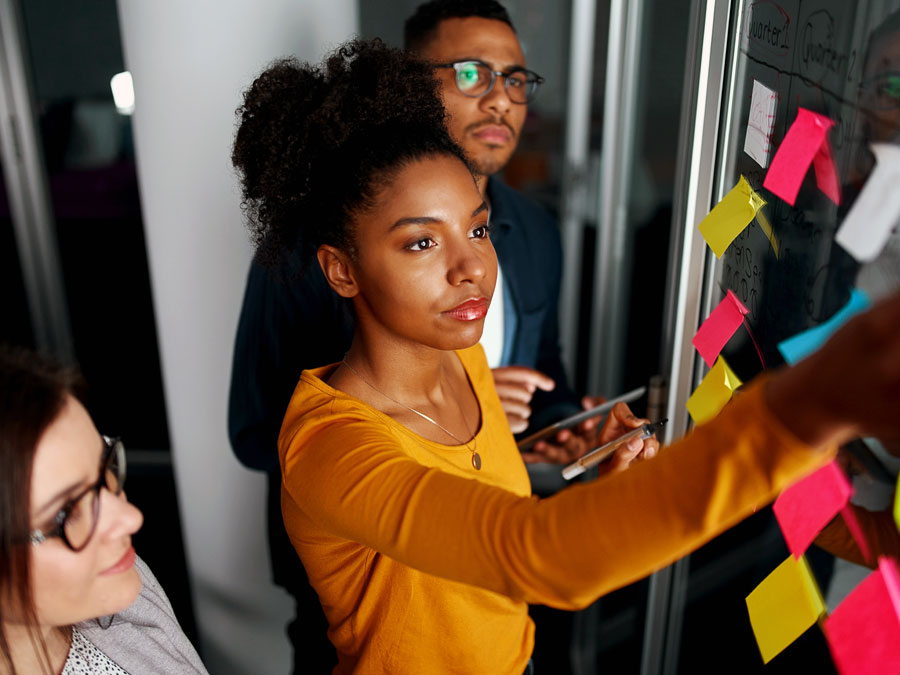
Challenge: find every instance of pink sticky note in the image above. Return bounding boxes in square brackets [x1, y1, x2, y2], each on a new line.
[763, 108, 840, 206]
[813, 130, 841, 205]
[692, 290, 749, 368]
[824, 557, 900, 675]
[773, 460, 852, 558]
[840, 505, 872, 565]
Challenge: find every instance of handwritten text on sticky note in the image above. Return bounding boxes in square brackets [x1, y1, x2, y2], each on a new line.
[777, 289, 871, 365]
[746, 555, 826, 664]
[698, 176, 767, 258]
[745, 79, 778, 168]
[836, 144, 900, 263]
[763, 108, 841, 206]
[686, 356, 742, 425]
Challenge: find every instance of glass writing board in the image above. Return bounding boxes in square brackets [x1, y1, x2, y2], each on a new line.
[716, 0, 900, 381]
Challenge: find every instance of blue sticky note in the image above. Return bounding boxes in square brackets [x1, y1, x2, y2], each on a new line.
[778, 289, 871, 365]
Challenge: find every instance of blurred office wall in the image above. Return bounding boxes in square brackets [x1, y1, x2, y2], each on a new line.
[116, 2, 358, 672]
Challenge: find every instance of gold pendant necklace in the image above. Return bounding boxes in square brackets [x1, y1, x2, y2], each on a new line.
[341, 358, 482, 470]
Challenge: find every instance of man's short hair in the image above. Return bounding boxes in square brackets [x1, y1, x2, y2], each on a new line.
[404, 0, 515, 52]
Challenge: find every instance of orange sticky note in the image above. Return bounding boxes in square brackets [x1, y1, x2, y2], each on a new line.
[692, 290, 749, 368]
[824, 557, 900, 675]
[773, 461, 852, 559]
[698, 175, 767, 258]
[685, 356, 742, 425]
[746, 555, 826, 664]
[763, 108, 841, 206]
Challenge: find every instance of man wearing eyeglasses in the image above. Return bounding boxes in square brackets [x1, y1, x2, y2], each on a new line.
[404, 1, 599, 459]
[228, 1, 597, 671]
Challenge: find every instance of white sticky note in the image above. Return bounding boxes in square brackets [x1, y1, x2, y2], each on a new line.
[836, 144, 900, 262]
[744, 80, 778, 168]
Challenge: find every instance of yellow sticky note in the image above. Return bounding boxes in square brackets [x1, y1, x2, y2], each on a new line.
[893, 472, 900, 535]
[755, 206, 779, 258]
[685, 356, 742, 425]
[698, 175, 767, 258]
[746, 555, 826, 664]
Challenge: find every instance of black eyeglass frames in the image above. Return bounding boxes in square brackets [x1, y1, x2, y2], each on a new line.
[433, 60, 544, 104]
[30, 436, 126, 552]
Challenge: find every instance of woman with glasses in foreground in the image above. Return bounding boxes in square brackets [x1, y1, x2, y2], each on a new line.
[233, 39, 900, 674]
[0, 347, 208, 675]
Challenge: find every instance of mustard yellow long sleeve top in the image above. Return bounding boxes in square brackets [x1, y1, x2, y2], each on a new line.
[279, 345, 830, 674]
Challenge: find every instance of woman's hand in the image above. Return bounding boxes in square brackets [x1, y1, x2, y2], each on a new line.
[594, 402, 660, 475]
[766, 289, 900, 448]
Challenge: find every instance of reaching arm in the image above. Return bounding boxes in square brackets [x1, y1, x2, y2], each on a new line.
[282, 290, 900, 609]
[281, 376, 827, 611]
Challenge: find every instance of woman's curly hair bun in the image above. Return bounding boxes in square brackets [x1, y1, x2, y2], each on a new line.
[232, 38, 468, 268]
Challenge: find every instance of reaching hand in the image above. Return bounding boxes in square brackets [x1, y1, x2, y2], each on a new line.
[766, 288, 900, 449]
[491, 366, 555, 433]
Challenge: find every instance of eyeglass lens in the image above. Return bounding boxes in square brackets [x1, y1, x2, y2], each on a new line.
[454, 62, 538, 103]
[64, 441, 125, 550]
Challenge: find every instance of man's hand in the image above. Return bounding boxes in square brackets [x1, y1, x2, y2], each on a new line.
[521, 395, 609, 465]
[575, 394, 607, 436]
[522, 400, 660, 474]
[520, 426, 592, 465]
[491, 366, 555, 433]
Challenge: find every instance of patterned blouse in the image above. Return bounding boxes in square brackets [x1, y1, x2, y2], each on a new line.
[62, 629, 127, 674]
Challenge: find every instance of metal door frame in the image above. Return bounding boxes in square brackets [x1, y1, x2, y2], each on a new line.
[0, 0, 73, 357]
[641, 0, 736, 672]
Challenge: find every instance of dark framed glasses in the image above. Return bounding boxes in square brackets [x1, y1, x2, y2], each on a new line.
[30, 436, 126, 552]
[434, 60, 544, 104]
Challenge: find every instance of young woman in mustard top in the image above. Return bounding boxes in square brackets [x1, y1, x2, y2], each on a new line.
[232, 40, 900, 674]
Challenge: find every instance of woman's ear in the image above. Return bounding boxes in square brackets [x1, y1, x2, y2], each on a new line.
[317, 245, 358, 298]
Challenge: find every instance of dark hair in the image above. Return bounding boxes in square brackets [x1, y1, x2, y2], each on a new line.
[404, 0, 515, 52]
[0, 345, 86, 674]
[232, 38, 470, 269]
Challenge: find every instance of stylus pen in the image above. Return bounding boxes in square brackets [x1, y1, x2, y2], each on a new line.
[562, 419, 667, 480]
[516, 385, 647, 451]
